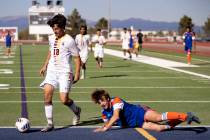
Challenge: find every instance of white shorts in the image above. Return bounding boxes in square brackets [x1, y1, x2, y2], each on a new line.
[79, 50, 88, 63]
[94, 46, 104, 58]
[122, 43, 129, 50]
[40, 70, 73, 93]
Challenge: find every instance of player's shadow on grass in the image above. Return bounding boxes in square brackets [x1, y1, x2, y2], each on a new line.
[53, 117, 103, 131]
[170, 127, 208, 134]
[90, 74, 128, 79]
[78, 117, 103, 126]
[103, 65, 130, 69]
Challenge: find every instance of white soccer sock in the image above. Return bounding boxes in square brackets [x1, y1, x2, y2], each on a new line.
[161, 112, 168, 121]
[81, 69, 85, 78]
[45, 105, 53, 125]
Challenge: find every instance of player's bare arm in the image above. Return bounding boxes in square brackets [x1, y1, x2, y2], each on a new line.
[73, 55, 81, 84]
[94, 109, 120, 132]
[39, 51, 51, 77]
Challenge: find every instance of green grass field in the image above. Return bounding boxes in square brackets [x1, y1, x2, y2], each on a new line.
[0, 45, 210, 127]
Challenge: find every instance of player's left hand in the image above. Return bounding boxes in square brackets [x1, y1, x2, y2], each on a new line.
[93, 127, 108, 132]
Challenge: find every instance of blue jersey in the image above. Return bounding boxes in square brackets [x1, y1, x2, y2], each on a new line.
[183, 32, 193, 52]
[129, 35, 133, 49]
[101, 97, 147, 128]
[5, 34, 12, 47]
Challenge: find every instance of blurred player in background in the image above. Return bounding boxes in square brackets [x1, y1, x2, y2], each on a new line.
[121, 28, 131, 60]
[92, 29, 106, 68]
[75, 25, 91, 79]
[39, 14, 81, 132]
[91, 89, 200, 132]
[128, 28, 134, 59]
[5, 31, 13, 56]
[182, 26, 195, 64]
[136, 29, 144, 53]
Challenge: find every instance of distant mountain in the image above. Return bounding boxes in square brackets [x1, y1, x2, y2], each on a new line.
[0, 16, 28, 31]
[0, 16, 202, 32]
[87, 18, 202, 32]
[111, 18, 179, 31]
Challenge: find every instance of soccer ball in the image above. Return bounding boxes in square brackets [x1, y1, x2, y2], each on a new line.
[15, 118, 30, 133]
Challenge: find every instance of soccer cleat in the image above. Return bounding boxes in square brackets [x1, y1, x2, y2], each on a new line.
[41, 124, 54, 132]
[186, 112, 201, 124]
[72, 107, 81, 125]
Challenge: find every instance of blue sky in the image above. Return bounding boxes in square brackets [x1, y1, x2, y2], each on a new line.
[0, 0, 210, 26]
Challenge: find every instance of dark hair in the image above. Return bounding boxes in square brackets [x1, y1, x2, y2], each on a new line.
[91, 89, 111, 104]
[97, 28, 101, 32]
[47, 14, 66, 29]
[123, 28, 127, 30]
[80, 25, 87, 35]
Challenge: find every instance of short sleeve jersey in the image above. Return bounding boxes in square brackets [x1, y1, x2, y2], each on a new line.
[101, 97, 146, 128]
[47, 34, 79, 73]
[75, 34, 90, 52]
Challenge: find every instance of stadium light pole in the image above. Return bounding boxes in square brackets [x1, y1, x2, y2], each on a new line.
[107, 0, 111, 40]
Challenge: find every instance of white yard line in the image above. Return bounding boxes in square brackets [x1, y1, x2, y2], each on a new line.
[104, 48, 210, 80]
[0, 100, 210, 104]
[1, 86, 210, 89]
[0, 69, 13, 74]
[0, 100, 209, 103]
[0, 61, 14, 64]
[0, 84, 9, 90]
[0, 77, 190, 79]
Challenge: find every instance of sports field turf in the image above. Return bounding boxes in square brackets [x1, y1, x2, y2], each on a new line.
[0, 44, 210, 128]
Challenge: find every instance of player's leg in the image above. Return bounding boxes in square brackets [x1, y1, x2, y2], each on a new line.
[94, 49, 100, 68]
[187, 48, 192, 64]
[7, 47, 11, 56]
[99, 58, 103, 68]
[80, 52, 88, 79]
[80, 62, 86, 79]
[41, 84, 54, 132]
[139, 43, 142, 53]
[144, 110, 187, 128]
[142, 122, 169, 132]
[99, 49, 104, 68]
[59, 73, 81, 125]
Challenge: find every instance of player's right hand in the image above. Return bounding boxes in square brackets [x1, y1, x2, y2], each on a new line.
[39, 66, 46, 77]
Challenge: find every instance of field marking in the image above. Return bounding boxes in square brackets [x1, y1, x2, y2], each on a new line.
[104, 48, 199, 68]
[145, 50, 210, 63]
[0, 69, 13, 74]
[0, 84, 9, 89]
[0, 61, 14, 64]
[0, 56, 15, 58]
[3, 70, 165, 73]
[1, 86, 210, 89]
[135, 128, 157, 140]
[1, 125, 210, 128]
[104, 49, 210, 80]
[0, 91, 88, 94]
[0, 100, 209, 103]
[0, 76, 191, 80]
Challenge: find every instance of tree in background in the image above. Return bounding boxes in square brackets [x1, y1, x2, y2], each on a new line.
[178, 15, 194, 35]
[18, 28, 36, 40]
[203, 17, 210, 37]
[95, 17, 108, 37]
[95, 17, 108, 29]
[66, 8, 86, 38]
